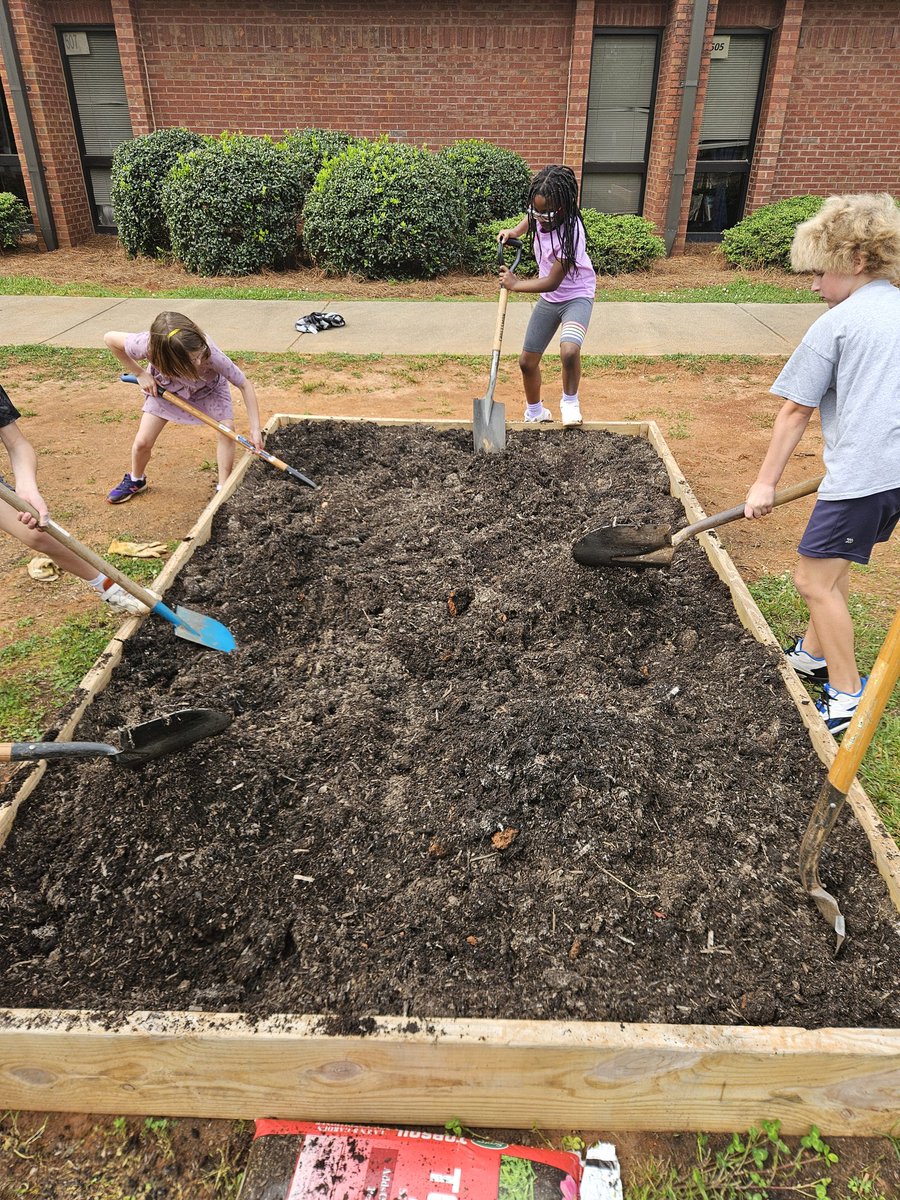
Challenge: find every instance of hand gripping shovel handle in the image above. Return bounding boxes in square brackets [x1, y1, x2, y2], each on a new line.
[0, 477, 196, 639]
[120, 375, 318, 489]
[671, 475, 824, 548]
[799, 603, 900, 952]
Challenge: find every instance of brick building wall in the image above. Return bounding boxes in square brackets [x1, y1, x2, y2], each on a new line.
[1, 0, 898, 250]
[772, 0, 900, 198]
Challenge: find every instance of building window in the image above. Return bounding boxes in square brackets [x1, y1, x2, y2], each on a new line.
[687, 32, 769, 240]
[581, 31, 660, 214]
[57, 26, 134, 231]
[0, 84, 29, 212]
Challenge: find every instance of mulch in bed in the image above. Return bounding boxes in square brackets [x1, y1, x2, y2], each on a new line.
[1, 422, 898, 1031]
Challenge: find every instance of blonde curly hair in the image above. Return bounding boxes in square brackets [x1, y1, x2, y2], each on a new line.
[791, 193, 900, 280]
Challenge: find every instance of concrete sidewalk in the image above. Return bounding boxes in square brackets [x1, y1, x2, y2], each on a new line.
[0, 294, 824, 356]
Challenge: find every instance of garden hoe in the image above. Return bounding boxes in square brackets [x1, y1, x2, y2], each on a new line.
[1, 708, 233, 768]
[473, 237, 522, 455]
[120, 374, 318, 489]
[799, 603, 900, 954]
[0, 479, 236, 653]
[572, 476, 823, 569]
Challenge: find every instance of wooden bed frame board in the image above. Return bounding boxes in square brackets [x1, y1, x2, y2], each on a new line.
[1, 416, 898, 1133]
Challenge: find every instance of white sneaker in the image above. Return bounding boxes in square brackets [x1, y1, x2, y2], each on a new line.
[524, 405, 553, 423]
[100, 582, 151, 616]
[561, 401, 583, 427]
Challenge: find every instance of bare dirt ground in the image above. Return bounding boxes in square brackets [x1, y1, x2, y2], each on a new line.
[2, 234, 812, 298]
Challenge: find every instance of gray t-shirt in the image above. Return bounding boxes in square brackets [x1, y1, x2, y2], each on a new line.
[770, 278, 900, 500]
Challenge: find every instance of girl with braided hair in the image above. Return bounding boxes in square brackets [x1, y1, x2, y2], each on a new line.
[498, 165, 596, 427]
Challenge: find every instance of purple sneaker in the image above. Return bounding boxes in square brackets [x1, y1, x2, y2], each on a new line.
[107, 473, 148, 505]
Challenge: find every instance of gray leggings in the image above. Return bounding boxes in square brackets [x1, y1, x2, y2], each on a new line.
[522, 296, 594, 355]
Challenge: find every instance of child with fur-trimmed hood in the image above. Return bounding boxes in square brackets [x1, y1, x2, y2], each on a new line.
[745, 192, 900, 734]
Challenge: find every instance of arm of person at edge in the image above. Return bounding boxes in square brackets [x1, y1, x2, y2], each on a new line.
[238, 379, 265, 451]
[104, 330, 158, 396]
[744, 400, 815, 518]
[0, 420, 50, 527]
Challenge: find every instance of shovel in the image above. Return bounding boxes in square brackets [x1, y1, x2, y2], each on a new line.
[473, 237, 522, 455]
[0, 708, 233, 768]
[572, 476, 824, 569]
[0, 479, 235, 653]
[120, 374, 318, 489]
[799, 603, 900, 953]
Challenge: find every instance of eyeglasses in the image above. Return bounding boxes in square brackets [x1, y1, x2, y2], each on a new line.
[528, 206, 558, 223]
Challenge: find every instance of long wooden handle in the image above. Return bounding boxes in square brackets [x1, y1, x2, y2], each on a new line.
[492, 287, 511, 355]
[671, 476, 823, 547]
[0, 479, 158, 608]
[829, 604, 900, 791]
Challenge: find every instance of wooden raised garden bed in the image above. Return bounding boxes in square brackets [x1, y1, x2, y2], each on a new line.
[0, 417, 898, 1133]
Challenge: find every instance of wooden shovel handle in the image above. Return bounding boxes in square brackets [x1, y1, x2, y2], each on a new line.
[671, 476, 823, 547]
[829, 604, 900, 791]
[0, 479, 158, 608]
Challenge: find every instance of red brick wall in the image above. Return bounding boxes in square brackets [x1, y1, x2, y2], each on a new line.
[772, 0, 900, 198]
[117, 0, 575, 167]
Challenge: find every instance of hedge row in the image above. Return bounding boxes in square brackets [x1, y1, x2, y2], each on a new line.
[110, 127, 665, 279]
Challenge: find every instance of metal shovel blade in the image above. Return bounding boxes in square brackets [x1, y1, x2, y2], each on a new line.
[572, 523, 674, 569]
[172, 604, 236, 652]
[473, 395, 506, 454]
[115, 708, 233, 766]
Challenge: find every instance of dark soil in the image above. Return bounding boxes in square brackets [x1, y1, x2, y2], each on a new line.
[1, 422, 898, 1029]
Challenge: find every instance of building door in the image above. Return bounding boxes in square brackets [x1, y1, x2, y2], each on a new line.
[687, 32, 768, 240]
[58, 27, 133, 231]
[0, 82, 28, 211]
[582, 31, 661, 214]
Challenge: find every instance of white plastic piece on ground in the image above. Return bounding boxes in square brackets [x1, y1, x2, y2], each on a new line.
[580, 1142, 623, 1200]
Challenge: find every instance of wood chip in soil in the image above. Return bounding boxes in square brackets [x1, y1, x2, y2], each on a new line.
[1, 422, 898, 1033]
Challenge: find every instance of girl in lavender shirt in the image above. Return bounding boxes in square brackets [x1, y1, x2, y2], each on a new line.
[103, 311, 263, 504]
[498, 165, 596, 427]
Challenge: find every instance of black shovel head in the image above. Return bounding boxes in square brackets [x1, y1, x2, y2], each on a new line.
[572, 523, 674, 569]
[115, 708, 232, 766]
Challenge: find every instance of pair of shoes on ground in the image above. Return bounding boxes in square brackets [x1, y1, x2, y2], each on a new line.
[783, 636, 867, 735]
[294, 311, 346, 334]
[107, 473, 148, 505]
[523, 401, 583, 427]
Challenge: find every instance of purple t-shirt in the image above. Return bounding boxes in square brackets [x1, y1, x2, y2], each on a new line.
[123, 332, 247, 425]
[533, 219, 596, 303]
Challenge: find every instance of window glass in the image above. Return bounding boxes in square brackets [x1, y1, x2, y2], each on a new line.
[581, 173, 644, 216]
[585, 36, 657, 163]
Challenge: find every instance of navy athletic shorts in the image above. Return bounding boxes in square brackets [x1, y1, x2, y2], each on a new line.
[798, 487, 900, 564]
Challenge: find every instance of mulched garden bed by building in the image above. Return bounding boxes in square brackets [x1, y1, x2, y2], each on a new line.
[1, 422, 898, 1030]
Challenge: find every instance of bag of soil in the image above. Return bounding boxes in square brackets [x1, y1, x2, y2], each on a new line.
[238, 1120, 583, 1200]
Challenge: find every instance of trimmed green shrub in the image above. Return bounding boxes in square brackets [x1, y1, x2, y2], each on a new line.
[161, 133, 300, 276]
[721, 195, 825, 269]
[302, 137, 467, 280]
[466, 211, 664, 277]
[0, 192, 29, 249]
[279, 127, 361, 196]
[581, 210, 665, 274]
[111, 127, 206, 258]
[439, 139, 531, 231]
[465, 216, 537, 277]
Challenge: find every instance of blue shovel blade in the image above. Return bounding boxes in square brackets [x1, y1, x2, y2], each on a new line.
[151, 600, 236, 653]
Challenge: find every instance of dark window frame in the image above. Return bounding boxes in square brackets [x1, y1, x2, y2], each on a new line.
[581, 27, 663, 214]
[687, 27, 771, 242]
[56, 23, 122, 234]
